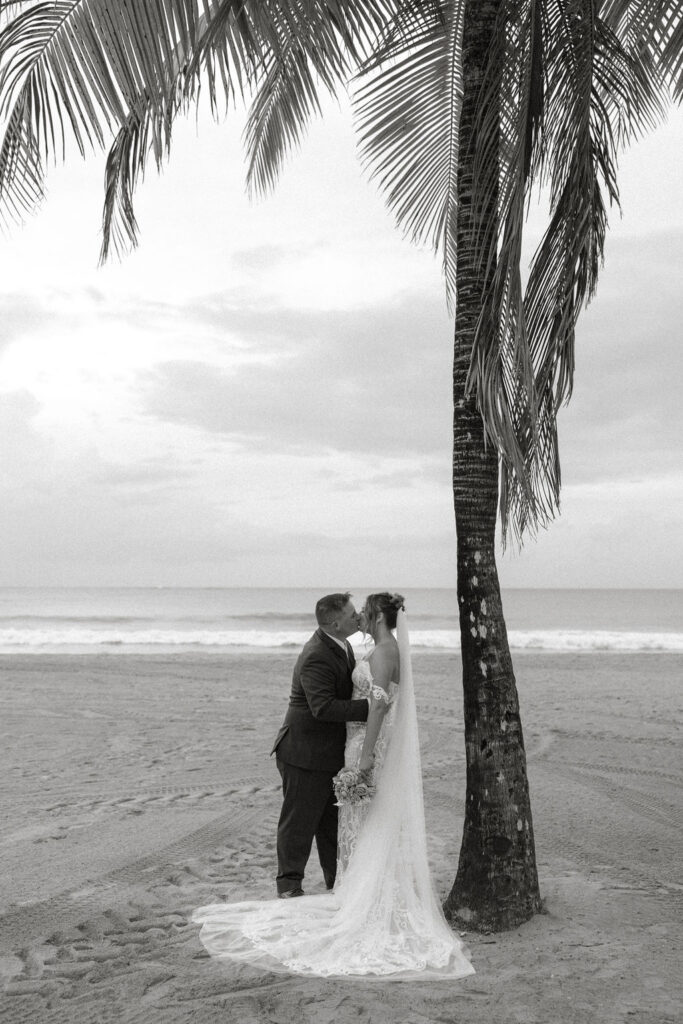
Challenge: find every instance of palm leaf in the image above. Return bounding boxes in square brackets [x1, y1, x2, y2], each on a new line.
[0, 98, 42, 227]
[243, 1, 399, 198]
[354, 0, 464, 305]
[0, 0, 252, 235]
[244, 4, 350, 198]
[449, 0, 669, 541]
[466, 0, 546, 535]
[99, 0, 399, 258]
[98, 0, 256, 261]
[0, 1, 401, 256]
[602, 0, 683, 100]
[99, 96, 181, 263]
[501, 0, 667, 539]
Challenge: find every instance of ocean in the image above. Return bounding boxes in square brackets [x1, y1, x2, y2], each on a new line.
[0, 587, 680, 653]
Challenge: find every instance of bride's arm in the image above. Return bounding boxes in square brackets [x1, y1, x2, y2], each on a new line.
[357, 646, 395, 773]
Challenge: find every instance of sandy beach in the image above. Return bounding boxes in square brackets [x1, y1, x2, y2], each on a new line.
[1, 649, 681, 1023]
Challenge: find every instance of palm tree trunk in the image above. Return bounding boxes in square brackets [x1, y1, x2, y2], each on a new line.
[442, 0, 542, 932]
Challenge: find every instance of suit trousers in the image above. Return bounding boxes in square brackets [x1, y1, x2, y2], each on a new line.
[275, 758, 338, 894]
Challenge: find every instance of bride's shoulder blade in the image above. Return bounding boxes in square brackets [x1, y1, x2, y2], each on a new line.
[368, 640, 400, 688]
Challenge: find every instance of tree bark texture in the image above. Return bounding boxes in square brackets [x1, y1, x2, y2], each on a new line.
[443, 0, 543, 932]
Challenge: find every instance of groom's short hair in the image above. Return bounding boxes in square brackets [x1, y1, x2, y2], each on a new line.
[315, 592, 352, 626]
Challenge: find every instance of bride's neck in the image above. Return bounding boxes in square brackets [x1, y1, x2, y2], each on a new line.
[371, 622, 392, 645]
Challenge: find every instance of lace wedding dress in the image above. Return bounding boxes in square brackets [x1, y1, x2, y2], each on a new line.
[192, 612, 474, 979]
[336, 658, 398, 883]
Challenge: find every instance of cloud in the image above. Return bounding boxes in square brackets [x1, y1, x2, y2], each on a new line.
[0, 285, 239, 359]
[0, 388, 42, 423]
[230, 244, 295, 272]
[499, 473, 683, 588]
[139, 227, 682, 496]
[0, 293, 63, 350]
[89, 458, 195, 490]
[0, 390, 49, 485]
[139, 291, 454, 460]
[557, 229, 683, 485]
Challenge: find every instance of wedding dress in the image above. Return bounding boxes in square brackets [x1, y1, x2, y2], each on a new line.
[192, 612, 474, 979]
[336, 658, 398, 883]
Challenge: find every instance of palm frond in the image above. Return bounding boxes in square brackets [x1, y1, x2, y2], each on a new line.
[354, 0, 463, 305]
[98, 1, 256, 261]
[498, 0, 667, 540]
[104, 0, 400, 254]
[0, 1, 401, 255]
[183, 0, 263, 112]
[502, 0, 601, 541]
[602, 0, 683, 100]
[0, 0, 252, 236]
[244, 4, 349, 197]
[466, 0, 546, 536]
[99, 107, 144, 264]
[0, 98, 42, 226]
[243, 1, 399, 198]
[99, 92, 182, 263]
[451, 0, 669, 541]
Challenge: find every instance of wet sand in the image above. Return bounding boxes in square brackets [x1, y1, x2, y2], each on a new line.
[1, 650, 681, 1023]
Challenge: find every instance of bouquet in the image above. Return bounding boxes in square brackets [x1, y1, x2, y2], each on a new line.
[333, 766, 376, 807]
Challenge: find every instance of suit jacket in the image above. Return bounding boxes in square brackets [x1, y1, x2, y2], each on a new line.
[271, 629, 369, 772]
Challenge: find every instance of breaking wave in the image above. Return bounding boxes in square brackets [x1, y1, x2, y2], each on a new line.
[0, 628, 681, 652]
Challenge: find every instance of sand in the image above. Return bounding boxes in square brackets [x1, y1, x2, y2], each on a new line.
[1, 650, 681, 1024]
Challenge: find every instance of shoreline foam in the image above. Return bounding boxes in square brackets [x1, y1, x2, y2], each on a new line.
[1, 627, 682, 653]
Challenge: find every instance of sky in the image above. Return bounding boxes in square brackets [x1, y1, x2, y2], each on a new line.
[0, 93, 681, 590]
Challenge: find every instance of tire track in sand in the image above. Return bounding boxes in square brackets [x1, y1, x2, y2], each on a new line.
[1, 775, 275, 951]
[1, 780, 285, 1024]
[535, 760, 683, 835]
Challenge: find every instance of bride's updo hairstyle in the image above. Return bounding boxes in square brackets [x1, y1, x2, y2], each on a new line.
[364, 592, 405, 632]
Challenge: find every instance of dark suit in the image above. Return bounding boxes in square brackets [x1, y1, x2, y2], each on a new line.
[271, 629, 369, 893]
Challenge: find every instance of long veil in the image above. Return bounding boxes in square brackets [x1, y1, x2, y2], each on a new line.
[192, 610, 474, 979]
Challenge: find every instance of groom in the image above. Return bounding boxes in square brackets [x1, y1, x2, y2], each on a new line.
[271, 592, 369, 897]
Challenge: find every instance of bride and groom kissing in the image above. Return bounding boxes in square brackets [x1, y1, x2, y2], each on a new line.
[193, 591, 474, 979]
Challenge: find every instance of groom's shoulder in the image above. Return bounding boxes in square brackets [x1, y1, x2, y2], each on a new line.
[301, 629, 325, 656]
[298, 629, 332, 664]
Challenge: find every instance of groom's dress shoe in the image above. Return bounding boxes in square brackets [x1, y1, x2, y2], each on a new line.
[278, 888, 304, 899]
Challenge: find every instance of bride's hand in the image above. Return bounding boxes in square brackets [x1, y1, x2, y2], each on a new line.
[358, 756, 374, 776]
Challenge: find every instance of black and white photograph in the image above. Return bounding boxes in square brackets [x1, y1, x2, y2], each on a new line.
[0, 3, 681, 1022]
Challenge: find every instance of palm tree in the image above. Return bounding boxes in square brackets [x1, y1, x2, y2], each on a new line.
[356, 0, 680, 929]
[357, 0, 544, 930]
[0, 0, 680, 930]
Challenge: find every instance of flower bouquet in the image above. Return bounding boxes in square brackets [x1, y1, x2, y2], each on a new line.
[333, 766, 376, 807]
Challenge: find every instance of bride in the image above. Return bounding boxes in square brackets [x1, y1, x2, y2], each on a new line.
[192, 593, 474, 979]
